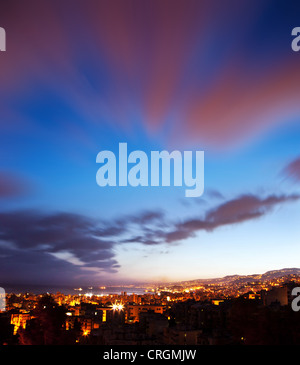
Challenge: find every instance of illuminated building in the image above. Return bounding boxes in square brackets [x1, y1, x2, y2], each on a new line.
[126, 305, 164, 323]
[10, 312, 31, 335]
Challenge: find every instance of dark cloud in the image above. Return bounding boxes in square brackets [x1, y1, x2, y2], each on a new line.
[0, 248, 88, 286]
[205, 194, 297, 227]
[0, 210, 120, 286]
[282, 157, 300, 182]
[0, 208, 167, 286]
[118, 193, 300, 247]
[0, 193, 298, 286]
[155, 193, 300, 245]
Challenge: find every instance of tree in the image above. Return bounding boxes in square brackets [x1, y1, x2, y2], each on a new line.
[18, 294, 75, 345]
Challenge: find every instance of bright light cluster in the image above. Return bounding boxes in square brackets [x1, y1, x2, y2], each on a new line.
[112, 303, 124, 311]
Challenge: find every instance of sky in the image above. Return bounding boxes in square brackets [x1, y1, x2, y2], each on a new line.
[0, 0, 300, 287]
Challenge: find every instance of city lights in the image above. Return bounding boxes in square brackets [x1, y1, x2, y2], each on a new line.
[2, 269, 300, 345]
[112, 303, 124, 311]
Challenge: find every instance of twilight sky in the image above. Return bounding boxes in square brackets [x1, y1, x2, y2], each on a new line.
[0, 0, 300, 287]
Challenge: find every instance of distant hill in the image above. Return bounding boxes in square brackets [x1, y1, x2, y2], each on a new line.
[260, 268, 300, 280]
[161, 268, 300, 288]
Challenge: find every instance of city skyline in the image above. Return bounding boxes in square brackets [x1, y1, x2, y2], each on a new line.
[0, 1, 300, 288]
[4, 268, 300, 345]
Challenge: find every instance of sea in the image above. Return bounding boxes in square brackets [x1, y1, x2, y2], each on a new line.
[2, 284, 150, 296]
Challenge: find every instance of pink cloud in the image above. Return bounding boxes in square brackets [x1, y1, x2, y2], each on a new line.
[1, 0, 299, 149]
[178, 58, 300, 149]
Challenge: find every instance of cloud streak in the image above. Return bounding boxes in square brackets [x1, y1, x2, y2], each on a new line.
[1, 1, 299, 150]
[0, 208, 167, 285]
[0, 192, 298, 286]
[282, 157, 300, 183]
[0, 210, 120, 285]
[123, 193, 300, 246]
[171, 194, 300, 241]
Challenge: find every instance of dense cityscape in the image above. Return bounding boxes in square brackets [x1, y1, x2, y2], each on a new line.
[1, 269, 300, 345]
